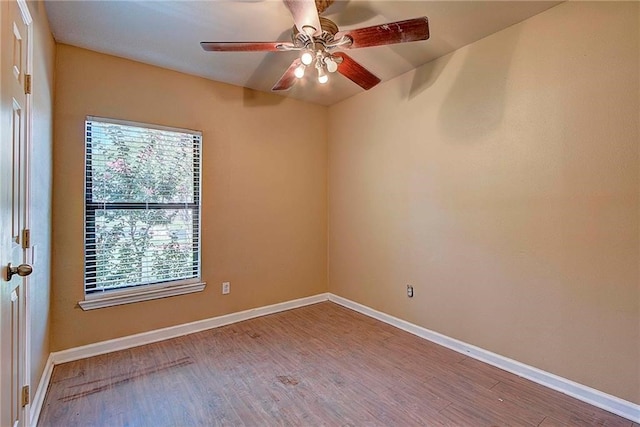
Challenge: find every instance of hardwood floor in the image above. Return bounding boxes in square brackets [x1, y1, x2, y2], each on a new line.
[39, 302, 633, 426]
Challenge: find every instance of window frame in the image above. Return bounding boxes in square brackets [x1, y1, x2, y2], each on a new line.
[79, 116, 205, 310]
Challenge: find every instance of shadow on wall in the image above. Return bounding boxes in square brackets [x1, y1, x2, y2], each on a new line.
[437, 26, 522, 141]
[407, 42, 453, 100]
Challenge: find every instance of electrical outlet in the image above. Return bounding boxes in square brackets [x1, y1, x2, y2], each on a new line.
[222, 282, 230, 295]
[407, 285, 414, 298]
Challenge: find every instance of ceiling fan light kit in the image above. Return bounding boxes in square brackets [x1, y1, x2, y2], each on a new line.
[200, 0, 430, 92]
[289, 18, 351, 84]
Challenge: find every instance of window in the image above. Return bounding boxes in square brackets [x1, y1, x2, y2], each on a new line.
[80, 117, 204, 310]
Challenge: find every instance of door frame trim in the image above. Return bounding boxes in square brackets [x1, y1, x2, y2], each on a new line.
[15, 1, 33, 426]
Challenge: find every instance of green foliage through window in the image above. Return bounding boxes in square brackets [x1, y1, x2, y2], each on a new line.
[85, 117, 201, 294]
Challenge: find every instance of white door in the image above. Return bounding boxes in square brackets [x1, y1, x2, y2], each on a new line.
[1, 0, 32, 426]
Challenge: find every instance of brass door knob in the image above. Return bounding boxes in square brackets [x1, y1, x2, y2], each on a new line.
[5, 263, 33, 281]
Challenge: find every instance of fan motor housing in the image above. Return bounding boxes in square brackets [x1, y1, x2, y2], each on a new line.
[292, 16, 339, 39]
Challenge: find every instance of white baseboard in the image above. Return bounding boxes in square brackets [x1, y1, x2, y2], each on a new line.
[328, 293, 640, 423]
[52, 293, 329, 364]
[30, 353, 54, 427]
[29, 291, 639, 424]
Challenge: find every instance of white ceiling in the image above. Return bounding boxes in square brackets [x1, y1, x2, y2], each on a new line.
[45, 1, 561, 106]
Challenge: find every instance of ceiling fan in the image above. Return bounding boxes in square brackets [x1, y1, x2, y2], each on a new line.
[200, 0, 430, 91]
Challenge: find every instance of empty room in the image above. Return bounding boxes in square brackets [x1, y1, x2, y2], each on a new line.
[0, 0, 638, 425]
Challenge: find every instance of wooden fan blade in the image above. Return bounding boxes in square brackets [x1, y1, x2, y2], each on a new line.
[272, 58, 303, 91]
[284, 0, 322, 35]
[200, 41, 294, 52]
[337, 17, 429, 49]
[333, 52, 380, 90]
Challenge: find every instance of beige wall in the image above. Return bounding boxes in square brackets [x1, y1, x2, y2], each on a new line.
[51, 45, 327, 350]
[50, 0, 639, 407]
[328, 1, 639, 404]
[27, 0, 55, 403]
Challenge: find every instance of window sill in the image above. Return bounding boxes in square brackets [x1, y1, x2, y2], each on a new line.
[78, 281, 206, 311]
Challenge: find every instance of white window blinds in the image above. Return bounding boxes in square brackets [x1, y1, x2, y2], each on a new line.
[84, 117, 201, 294]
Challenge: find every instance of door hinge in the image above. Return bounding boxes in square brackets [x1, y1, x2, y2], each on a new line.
[22, 228, 30, 249]
[21, 385, 30, 407]
[24, 74, 32, 95]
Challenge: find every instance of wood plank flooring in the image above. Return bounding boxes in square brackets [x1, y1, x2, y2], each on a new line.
[39, 302, 633, 426]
